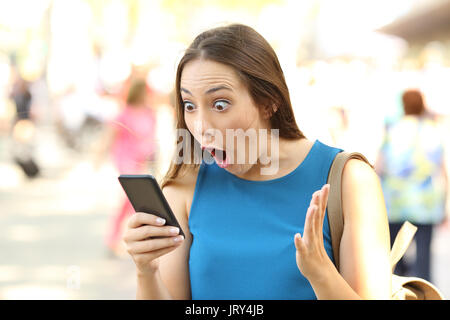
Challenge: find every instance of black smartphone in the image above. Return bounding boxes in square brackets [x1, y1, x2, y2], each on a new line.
[118, 174, 185, 238]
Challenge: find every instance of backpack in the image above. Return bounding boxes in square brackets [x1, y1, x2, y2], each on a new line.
[326, 151, 444, 300]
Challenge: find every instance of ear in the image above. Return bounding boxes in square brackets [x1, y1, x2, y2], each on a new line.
[262, 104, 278, 120]
[272, 104, 278, 114]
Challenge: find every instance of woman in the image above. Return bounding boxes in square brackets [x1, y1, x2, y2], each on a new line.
[123, 24, 391, 299]
[375, 89, 448, 282]
[95, 79, 157, 256]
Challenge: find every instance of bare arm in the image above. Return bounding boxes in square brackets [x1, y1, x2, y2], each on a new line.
[136, 267, 174, 300]
[134, 178, 193, 300]
[338, 159, 392, 299]
[295, 159, 392, 299]
[156, 183, 192, 299]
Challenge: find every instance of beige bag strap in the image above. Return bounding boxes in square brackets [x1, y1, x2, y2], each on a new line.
[390, 221, 417, 272]
[326, 153, 444, 299]
[390, 222, 444, 300]
[326, 151, 373, 271]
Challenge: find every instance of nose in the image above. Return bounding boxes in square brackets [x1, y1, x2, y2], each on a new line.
[202, 128, 214, 144]
[201, 125, 218, 148]
[191, 111, 215, 146]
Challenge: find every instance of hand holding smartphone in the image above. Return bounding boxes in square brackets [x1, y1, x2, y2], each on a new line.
[118, 174, 185, 238]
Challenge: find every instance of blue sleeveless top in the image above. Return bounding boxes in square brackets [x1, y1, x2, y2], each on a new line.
[188, 139, 342, 300]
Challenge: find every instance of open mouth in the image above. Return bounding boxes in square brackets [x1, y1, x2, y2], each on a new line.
[202, 146, 229, 168]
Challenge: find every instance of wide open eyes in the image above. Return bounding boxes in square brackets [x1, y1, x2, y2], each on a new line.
[212, 100, 230, 112]
[184, 101, 196, 113]
[183, 100, 231, 113]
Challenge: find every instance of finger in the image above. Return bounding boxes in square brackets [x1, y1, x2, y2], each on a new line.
[313, 191, 323, 235]
[128, 212, 166, 229]
[303, 204, 317, 243]
[309, 191, 321, 232]
[294, 233, 304, 252]
[310, 190, 320, 207]
[132, 246, 178, 265]
[316, 188, 327, 248]
[320, 184, 330, 228]
[127, 235, 184, 254]
[312, 191, 322, 234]
[124, 225, 180, 242]
[133, 245, 180, 264]
[321, 184, 330, 213]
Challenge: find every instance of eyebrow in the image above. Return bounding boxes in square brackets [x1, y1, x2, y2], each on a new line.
[180, 85, 232, 96]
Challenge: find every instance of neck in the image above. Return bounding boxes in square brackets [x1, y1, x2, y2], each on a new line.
[235, 134, 306, 180]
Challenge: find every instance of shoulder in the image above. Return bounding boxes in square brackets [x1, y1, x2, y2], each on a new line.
[339, 155, 390, 231]
[341, 158, 382, 219]
[162, 165, 200, 194]
[162, 165, 201, 220]
[342, 158, 377, 188]
[110, 109, 130, 127]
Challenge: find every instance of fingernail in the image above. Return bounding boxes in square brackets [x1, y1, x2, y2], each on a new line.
[156, 218, 166, 225]
[174, 235, 184, 242]
[169, 227, 179, 235]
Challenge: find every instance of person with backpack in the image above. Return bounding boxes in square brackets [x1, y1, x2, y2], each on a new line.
[375, 89, 449, 282]
[122, 24, 392, 299]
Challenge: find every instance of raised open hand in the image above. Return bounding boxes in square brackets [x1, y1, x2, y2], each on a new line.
[294, 184, 335, 282]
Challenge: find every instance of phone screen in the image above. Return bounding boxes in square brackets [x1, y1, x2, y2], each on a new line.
[118, 174, 185, 238]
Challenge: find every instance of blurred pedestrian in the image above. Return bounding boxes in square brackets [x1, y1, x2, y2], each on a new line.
[9, 72, 40, 179]
[10, 74, 32, 122]
[94, 79, 158, 257]
[375, 89, 449, 282]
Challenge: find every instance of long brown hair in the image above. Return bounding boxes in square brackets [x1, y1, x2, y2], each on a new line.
[160, 24, 305, 188]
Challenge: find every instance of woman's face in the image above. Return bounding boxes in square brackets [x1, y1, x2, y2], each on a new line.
[180, 58, 272, 176]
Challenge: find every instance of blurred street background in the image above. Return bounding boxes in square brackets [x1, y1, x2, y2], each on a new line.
[0, 0, 450, 299]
